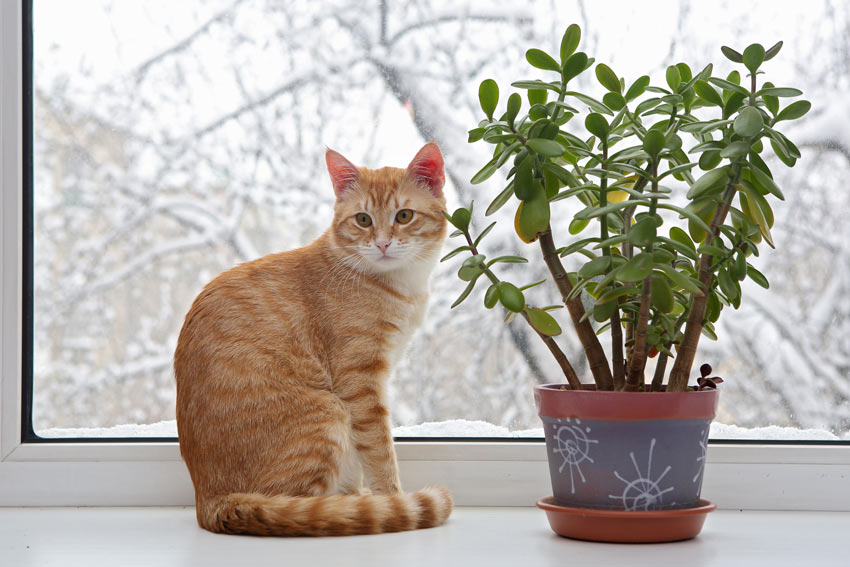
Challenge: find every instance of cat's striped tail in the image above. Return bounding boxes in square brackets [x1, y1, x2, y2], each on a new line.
[198, 486, 453, 536]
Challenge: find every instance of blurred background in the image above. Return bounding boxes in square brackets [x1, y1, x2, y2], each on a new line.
[31, 0, 850, 438]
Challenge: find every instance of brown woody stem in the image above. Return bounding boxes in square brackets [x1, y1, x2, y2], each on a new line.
[523, 313, 583, 391]
[539, 227, 614, 390]
[650, 348, 669, 391]
[611, 308, 626, 390]
[624, 275, 652, 391]
[623, 160, 659, 391]
[462, 229, 581, 388]
[667, 180, 739, 391]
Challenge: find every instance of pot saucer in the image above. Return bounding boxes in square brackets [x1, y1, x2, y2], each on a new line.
[536, 496, 716, 543]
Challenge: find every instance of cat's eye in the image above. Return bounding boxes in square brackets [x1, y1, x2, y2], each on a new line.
[355, 213, 372, 227]
[395, 209, 414, 224]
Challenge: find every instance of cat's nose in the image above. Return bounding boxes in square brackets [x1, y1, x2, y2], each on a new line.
[376, 240, 390, 255]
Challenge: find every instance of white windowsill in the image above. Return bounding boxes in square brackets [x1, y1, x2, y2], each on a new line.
[1, 506, 848, 567]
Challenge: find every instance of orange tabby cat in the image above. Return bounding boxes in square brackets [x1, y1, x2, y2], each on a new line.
[174, 142, 452, 536]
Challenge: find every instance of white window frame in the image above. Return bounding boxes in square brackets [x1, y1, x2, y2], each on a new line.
[2, 0, 849, 510]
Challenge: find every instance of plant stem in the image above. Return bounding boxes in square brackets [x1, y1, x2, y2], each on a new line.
[650, 302, 690, 391]
[667, 179, 739, 391]
[650, 351, 669, 391]
[539, 227, 614, 390]
[598, 143, 625, 390]
[610, 309, 625, 391]
[522, 312, 583, 391]
[669, 68, 758, 393]
[461, 230, 581, 388]
[623, 160, 659, 391]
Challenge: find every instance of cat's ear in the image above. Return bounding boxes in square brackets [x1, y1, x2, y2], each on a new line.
[407, 142, 445, 196]
[325, 149, 361, 198]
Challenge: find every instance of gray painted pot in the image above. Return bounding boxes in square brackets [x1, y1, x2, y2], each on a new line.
[534, 384, 718, 511]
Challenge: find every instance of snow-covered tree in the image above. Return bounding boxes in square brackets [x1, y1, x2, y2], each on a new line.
[32, 0, 849, 435]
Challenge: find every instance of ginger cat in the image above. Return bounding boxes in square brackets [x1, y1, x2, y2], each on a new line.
[174, 142, 452, 536]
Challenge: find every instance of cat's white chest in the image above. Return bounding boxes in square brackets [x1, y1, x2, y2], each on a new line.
[384, 292, 427, 366]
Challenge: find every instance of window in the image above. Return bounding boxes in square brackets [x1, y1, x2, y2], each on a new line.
[3, 0, 850, 510]
[25, 0, 849, 442]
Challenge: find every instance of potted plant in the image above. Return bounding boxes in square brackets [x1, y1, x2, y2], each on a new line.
[443, 24, 809, 542]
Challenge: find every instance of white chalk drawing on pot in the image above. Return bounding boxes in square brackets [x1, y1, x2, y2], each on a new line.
[551, 418, 598, 494]
[609, 438, 675, 511]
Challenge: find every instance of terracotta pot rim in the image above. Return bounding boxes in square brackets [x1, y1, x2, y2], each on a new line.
[535, 383, 717, 393]
[536, 496, 716, 518]
[534, 383, 719, 421]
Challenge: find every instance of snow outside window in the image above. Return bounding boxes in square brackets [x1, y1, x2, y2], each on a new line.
[30, 0, 850, 442]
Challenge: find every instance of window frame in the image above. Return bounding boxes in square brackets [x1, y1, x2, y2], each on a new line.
[3, 0, 849, 510]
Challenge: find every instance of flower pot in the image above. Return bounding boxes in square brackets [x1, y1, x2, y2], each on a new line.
[534, 383, 718, 542]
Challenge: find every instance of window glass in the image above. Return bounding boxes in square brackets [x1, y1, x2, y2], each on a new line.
[32, 0, 849, 440]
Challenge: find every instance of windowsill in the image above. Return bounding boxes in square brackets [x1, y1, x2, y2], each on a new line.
[1, 506, 848, 566]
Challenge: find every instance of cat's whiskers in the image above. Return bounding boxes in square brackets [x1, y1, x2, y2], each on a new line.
[319, 250, 359, 289]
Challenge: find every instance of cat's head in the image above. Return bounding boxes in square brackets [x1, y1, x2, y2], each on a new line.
[325, 142, 448, 274]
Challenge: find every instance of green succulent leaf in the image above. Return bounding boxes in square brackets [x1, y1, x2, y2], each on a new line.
[468, 128, 485, 143]
[687, 166, 729, 199]
[643, 129, 666, 158]
[441, 245, 471, 262]
[694, 80, 723, 106]
[562, 52, 589, 82]
[742, 43, 765, 73]
[513, 158, 536, 201]
[651, 275, 674, 313]
[526, 307, 562, 336]
[511, 80, 561, 93]
[506, 93, 522, 126]
[625, 75, 650, 101]
[733, 106, 764, 138]
[720, 141, 751, 159]
[484, 284, 500, 309]
[579, 256, 612, 278]
[585, 113, 609, 139]
[488, 255, 529, 266]
[478, 79, 499, 119]
[655, 264, 704, 295]
[497, 282, 525, 313]
[595, 63, 621, 93]
[485, 183, 515, 216]
[575, 199, 651, 220]
[595, 285, 640, 305]
[721, 46, 744, 63]
[758, 87, 802, 98]
[451, 279, 477, 308]
[628, 217, 658, 247]
[699, 150, 722, 170]
[708, 77, 749, 96]
[474, 221, 498, 247]
[602, 92, 626, 111]
[527, 138, 566, 157]
[564, 91, 614, 115]
[665, 65, 681, 92]
[764, 40, 783, 61]
[749, 164, 785, 200]
[560, 24, 581, 62]
[669, 227, 696, 251]
[569, 218, 590, 235]
[471, 158, 499, 185]
[616, 253, 654, 283]
[775, 100, 812, 122]
[747, 264, 770, 288]
[526, 48, 561, 72]
[451, 207, 471, 231]
[515, 190, 550, 243]
[718, 268, 739, 300]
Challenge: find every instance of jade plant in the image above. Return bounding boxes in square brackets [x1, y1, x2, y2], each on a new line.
[444, 24, 810, 392]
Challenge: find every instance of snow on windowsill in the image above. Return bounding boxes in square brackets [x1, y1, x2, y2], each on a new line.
[36, 419, 847, 441]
